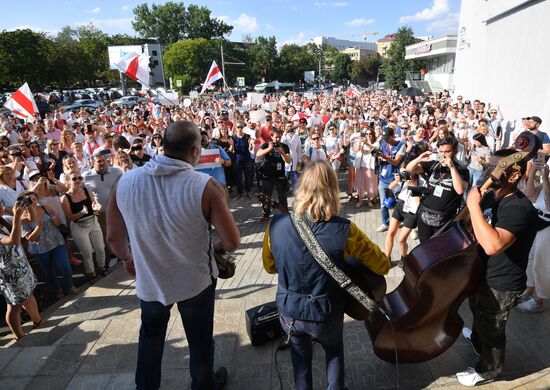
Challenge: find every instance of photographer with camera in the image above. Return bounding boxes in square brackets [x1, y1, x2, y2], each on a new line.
[384, 170, 422, 265]
[376, 126, 406, 232]
[256, 129, 292, 223]
[405, 136, 469, 242]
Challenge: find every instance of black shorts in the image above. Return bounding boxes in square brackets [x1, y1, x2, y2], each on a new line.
[391, 200, 418, 229]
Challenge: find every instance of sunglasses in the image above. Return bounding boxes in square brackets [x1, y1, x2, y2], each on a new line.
[71, 176, 83, 182]
[236, 126, 243, 129]
[311, 137, 320, 141]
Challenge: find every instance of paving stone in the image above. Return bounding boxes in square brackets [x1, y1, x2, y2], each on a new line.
[56, 319, 111, 345]
[35, 343, 94, 376]
[0, 376, 33, 389]
[0, 346, 55, 377]
[78, 343, 137, 374]
[24, 374, 73, 389]
[66, 373, 112, 390]
[0, 347, 21, 372]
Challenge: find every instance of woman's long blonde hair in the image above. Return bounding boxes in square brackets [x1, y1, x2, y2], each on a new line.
[293, 160, 341, 222]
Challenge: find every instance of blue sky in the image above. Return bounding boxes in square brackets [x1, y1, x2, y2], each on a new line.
[2, 0, 461, 46]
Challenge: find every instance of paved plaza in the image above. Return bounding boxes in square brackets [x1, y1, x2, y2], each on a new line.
[0, 184, 549, 389]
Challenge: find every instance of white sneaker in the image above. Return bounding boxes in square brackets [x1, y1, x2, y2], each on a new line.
[516, 297, 544, 314]
[456, 367, 488, 387]
[376, 224, 389, 232]
[462, 327, 480, 357]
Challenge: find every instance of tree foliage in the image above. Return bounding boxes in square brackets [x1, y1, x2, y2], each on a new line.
[163, 38, 220, 91]
[380, 26, 417, 90]
[351, 57, 381, 85]
[132, 2, 232, 45]
[248, 36, 278, 82]
[275, 44, 316, 83]
[332, 53, 352, 83]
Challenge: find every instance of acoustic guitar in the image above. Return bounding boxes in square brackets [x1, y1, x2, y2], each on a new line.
[256, 192, 387, 320]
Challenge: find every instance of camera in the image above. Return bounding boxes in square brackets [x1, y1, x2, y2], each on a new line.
[399, 171, 412, 181]
[370, 147, 381, 156]
[20, 197, 32, 207]
[273, 141, 281, 148]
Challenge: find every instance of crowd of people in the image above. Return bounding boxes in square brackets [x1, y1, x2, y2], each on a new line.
[0, 86, 548, 388]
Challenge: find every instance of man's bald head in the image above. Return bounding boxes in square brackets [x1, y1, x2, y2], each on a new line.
[163, 120, 201, 160]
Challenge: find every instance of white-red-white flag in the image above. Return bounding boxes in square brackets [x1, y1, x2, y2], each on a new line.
[148, 97, 159, 120]
[3, 82, 38, 121]
[115, 52, 150, 87]
[200, 61, 223, 94]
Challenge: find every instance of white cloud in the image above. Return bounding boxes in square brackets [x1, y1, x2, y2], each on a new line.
[217, 13, 258, 34]
[7, 25, 59, 36]
[280, 32, 309, 48]
[426, 12, 459, 34]
[75, 18, 133, 31]
[345, 18, 375, 28]
[86, 7, 101, 14]
[290, 5, 299, 11]
[121, 5, 130, 11]
[314, 2, 349, 7]
[399, 0, 449, 23]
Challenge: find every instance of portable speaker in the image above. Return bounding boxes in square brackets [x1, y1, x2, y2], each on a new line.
[245, 301, 283, 346]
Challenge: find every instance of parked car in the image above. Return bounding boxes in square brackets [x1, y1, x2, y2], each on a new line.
[72, 99, 102, 109]
[112, 96, 142, 107]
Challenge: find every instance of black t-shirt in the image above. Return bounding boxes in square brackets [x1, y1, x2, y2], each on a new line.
[480, 191, 538, 291]
[131, 153, 152, 167]
[260, 142, 289, 180]
[420, 160, 469, 214]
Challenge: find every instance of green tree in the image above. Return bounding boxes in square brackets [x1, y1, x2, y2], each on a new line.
[0, 29, 56, 89]
[380, 26, 416, 90]
[163, 38, 220, 91]
[186, 4, 233, 39]
[277, 44, 317, 83]
[332, 53, 352, 83]
[132, 2, 232, 45]
[248, 36, 278, 83]
[351, 57, 381, 85]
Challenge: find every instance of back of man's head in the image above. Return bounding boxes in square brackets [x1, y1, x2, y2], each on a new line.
[163, 121, 200, 159]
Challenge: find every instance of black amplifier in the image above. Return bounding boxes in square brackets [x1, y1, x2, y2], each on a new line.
[245, 301, 283, 346]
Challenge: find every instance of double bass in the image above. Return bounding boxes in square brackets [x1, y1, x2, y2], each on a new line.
[352, 131, 541, 363]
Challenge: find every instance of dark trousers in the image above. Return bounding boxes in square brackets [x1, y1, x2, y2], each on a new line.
[280, 314, 345, 390]
[233, 159, 253, 194]
[468, 281, 522, 380]
[136, 280, 216, 390]
[261, 177, 288, 216]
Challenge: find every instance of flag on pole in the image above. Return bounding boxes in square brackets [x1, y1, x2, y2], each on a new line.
[200, 61, 223, 94]
[115, 52, 150, 87]
[3, 82, 38, 121]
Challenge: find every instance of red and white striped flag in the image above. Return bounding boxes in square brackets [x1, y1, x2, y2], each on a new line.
[3, 82, 38, 121]
[148, 97, 159, 120]
[200, 61, 223, 94]
[115, 52, 150, 87]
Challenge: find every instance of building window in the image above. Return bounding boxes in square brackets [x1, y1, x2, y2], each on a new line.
[153, 60, 159, 66]
[152, 50, 158, 56]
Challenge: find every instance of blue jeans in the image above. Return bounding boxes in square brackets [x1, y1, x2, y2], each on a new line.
[469, 167, 484, 188]
[136, 280, 216, 390]
[378, 181, 391, 226]
[33, 244, 74, 290]
[287, 170, 300, 190]
[280, 314, 345, 390]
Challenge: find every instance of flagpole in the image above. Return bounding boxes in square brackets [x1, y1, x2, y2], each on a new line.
[119, 71, 127, 96]
[220, 43, 237, 105]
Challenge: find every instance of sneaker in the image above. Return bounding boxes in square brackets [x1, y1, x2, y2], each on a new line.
[456, 367, 490, 387]
[462, 327, 480, 357]
[376, 224, 389, 232]
[214, 366, 228, 390]
[516, 297, 544, 314]
[70, 257, 83, 266]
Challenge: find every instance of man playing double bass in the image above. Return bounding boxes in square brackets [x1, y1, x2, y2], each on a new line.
[456, 149, 538, 386]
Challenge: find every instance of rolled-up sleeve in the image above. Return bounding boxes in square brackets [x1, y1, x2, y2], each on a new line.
[344, 222, 390, 275]
[262, 223, 277, 274]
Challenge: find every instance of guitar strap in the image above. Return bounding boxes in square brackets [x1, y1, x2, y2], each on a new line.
[290, 212, 381, 313]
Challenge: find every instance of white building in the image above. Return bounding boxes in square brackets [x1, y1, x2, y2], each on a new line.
[453, 0, 550, 138]
[312, 36, 377, 51]
[405, 36, 457, 93]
